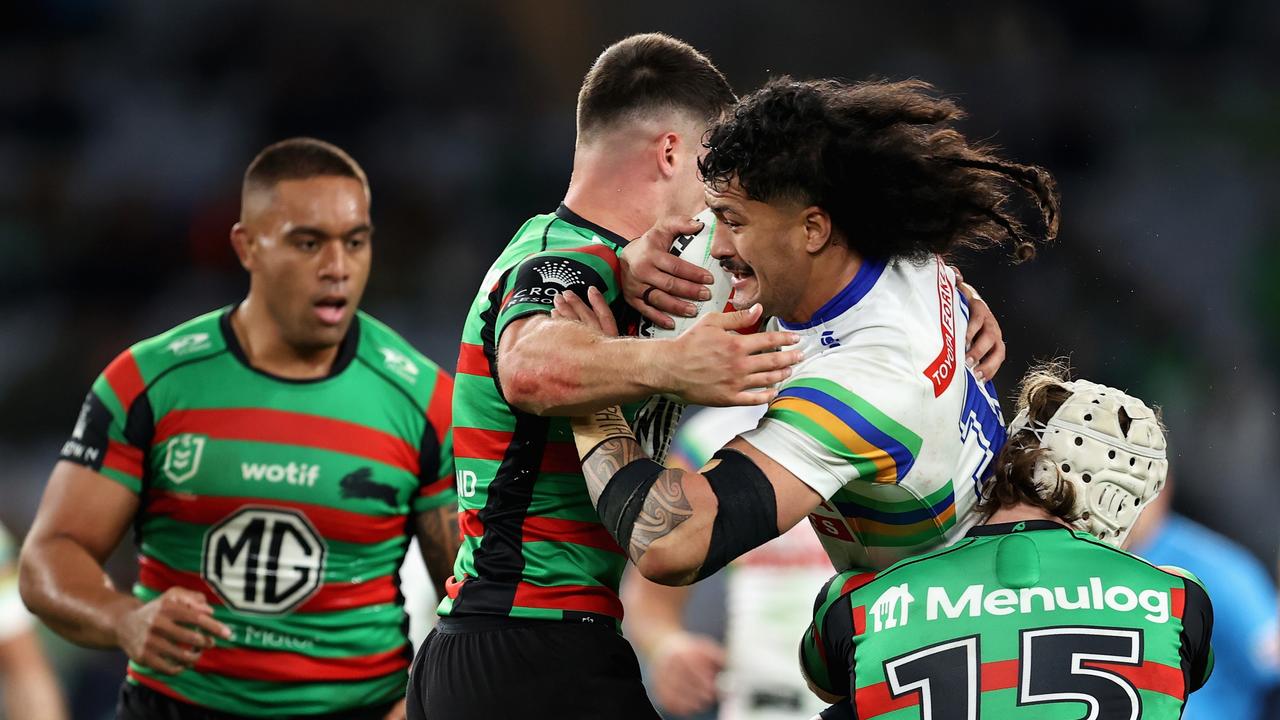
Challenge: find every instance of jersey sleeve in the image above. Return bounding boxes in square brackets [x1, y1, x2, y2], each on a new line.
[800, 570, 862, 701]
[1167, 567, 1216, 692]
[58, 349, 153, 494]
[413, 369, 457, 513]
[739, 357, 924, 500]
[492, 246, 623, 341]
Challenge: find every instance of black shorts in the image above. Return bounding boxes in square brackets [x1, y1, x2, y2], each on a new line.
[407, 615, 660, 720]
[116, 682, 398, 720]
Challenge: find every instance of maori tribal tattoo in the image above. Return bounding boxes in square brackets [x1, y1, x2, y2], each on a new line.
[580, 434, 694, 564]
[626, 469, 693, 563]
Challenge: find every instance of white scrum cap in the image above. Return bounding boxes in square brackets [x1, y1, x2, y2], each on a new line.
[1008, 379, 1167, 547]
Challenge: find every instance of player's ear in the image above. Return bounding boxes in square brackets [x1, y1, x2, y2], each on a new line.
[656, 131, 680, 179]
[230, 222, 254, 271]
[802, 207, 833, 254]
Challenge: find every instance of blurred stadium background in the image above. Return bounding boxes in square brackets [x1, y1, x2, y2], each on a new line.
[1, 1, 1277, 716]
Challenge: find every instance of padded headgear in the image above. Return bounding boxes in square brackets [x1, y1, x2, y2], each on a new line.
[1008, 379, 1167, 546]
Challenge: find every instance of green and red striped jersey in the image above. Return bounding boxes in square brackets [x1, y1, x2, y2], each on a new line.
[443, 204, 640, 625]
[801, 520, 1215, 719]
[59, 307, 455, 716]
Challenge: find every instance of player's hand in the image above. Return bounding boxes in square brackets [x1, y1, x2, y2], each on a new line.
[622, 216, 714, 330]
[114, 587, 230, 675]
[381, 699, 407, 720]
[552, 287, 619, 337]
[952, 268, 1004, 382]
[662, 304, 802, 406]
[649, 631, 726, 716]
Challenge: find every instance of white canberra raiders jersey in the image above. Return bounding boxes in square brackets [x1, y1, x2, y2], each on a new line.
[740, 256, 1005, 572]
[670, 406, 832, 720]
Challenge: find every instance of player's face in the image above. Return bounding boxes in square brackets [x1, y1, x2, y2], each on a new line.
[705, 180, 811, 319]
[241, 176, 372, 352]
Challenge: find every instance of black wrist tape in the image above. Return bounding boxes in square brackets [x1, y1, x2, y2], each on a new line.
[696, 448, 779, 581]
[596, 457, 664, 551]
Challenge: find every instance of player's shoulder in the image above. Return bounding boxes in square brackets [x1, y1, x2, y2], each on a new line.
[121, 307, 230, 383]
[1072, 528, 1209, 589]
[354, 311, 450, 408]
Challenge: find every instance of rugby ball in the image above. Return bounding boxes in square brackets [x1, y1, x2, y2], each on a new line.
[638, 208, 735, 340]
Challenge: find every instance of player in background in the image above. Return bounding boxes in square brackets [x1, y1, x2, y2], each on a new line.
[801, 367, 1212, 719]
[1128, 477, 1280, 718]
[624, 405, 832, 720]
[563, 76, 1058, 587]
[19, 138, 458, 719]
[0, 523, 67, 720]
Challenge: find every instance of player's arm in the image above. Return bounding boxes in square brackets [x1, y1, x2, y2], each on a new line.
[571, 405, 819, 585]
[411, 370, 460, 600]
[950, 267, 1004, 381]
[1168, 568, 1216, 693]
[20, 462, 229, 671]
[799, 572, 860, 707]
[413, 506, 459, 601]
[496, 221, 800, 417]
[621, 567, 724, 714]
[0, 628, 68, 720]
[0, 534, 69, 720]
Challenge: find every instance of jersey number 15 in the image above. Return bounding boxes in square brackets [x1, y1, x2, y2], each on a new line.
[884, 626, 1143, 720]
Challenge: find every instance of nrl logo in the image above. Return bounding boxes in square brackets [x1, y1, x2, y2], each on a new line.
[167, 332, 212, 356]
[162, 433, 207, 484]
[534, 259, 584, 288]
[379, 347, 419, 383]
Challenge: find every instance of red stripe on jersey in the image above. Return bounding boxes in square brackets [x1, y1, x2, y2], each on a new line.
[445, 575, 465, 600]
[840, 571, 878, 595]
[104, 349, 146, 411]
[454, 428, 579, 474]
[855, 679, 917, 717]
[126, 669, 196, 704]
[418, 474, 454, 498]
[522, 516, 623, 555]
[456, 343, 490, 377]
[1171, 586, 1186, 620]
[153, 408, 419, 475]
[855, 657, 1185, 717]
[512, 581, 623, 619]
[851, 604, 866, 637]
[104, 440, 144, 478]
[458, 509, 484, 538]
[137, 556, 397, 613]
[196, 644, 408, 682]
[146, 490, 404, 544]
[980, 659, 1019, 691]
[563, 244, 621, 276]
[1101, 660, 1186, 701]
[426, 371, 453, 449]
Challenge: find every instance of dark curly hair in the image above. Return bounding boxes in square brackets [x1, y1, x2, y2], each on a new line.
[698, 77, 1059, 262]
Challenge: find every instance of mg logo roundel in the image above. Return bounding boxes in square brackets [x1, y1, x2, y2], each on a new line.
[201, 507, 327, 615]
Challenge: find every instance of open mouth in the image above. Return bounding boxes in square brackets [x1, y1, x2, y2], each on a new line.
[313, 296, 348, 325]
[721, 260, 756, 293]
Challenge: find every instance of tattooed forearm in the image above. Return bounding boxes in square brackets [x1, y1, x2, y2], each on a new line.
[416, 505, 461, 599]
[587, 406, 633, 439]
[580, 437, 645, 507]
[627, 470, 694, 565]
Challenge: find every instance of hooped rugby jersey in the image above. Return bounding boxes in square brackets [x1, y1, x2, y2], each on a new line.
[669, 405, 833, 720]
[740, 256, 1005, 572]
[444, 204, 644, 625]
[801, 521, 1214, 719]
[59, 307, 455, 716]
